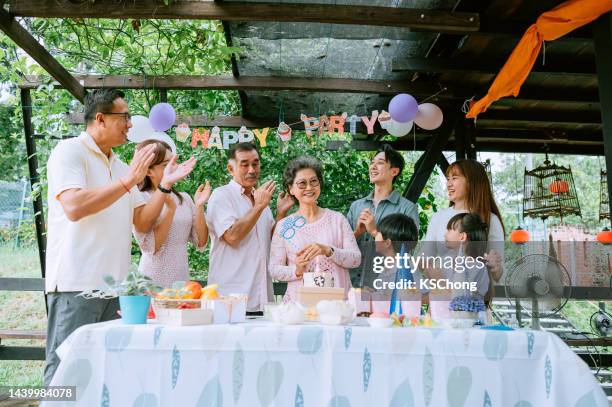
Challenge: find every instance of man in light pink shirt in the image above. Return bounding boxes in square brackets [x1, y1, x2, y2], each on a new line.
[206, 142, 294, 313]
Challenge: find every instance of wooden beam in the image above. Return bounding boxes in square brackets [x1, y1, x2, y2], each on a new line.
[326, 138, 604, 155]
[0, 9, 85, 102]
[0, 346, 46, 361]
[19, 75, 450, 96]
[7, 1, 480, 33]
[392, 57, 596, 77]
[478, 109, 602, 125]
[66, 112, 277, 128]
[594, 13, 612, 222]
[0, 277, 44, 291]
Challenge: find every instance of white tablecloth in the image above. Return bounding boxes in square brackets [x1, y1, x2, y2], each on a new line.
[44, 319, 607, 407]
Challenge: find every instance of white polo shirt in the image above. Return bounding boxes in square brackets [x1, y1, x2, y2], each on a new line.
[45, 131, 146, 293]
[206, 180, 274, 311]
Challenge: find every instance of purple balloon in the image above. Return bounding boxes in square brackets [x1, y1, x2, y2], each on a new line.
[149, 103, 176, 132]
[389, 94, 418, 123]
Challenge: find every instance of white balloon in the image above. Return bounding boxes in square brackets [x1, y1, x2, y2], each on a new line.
[385, 119, 413, 137]
[414, 103, 443, 130]
[127, 115, 156, 142]
[151, 131, 177, 154]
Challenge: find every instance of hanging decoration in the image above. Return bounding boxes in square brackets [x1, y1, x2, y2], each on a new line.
[149, 103, 176, 132]
[510, 153, 529, 244]
[388, 93, 418, 123]
[190, 128, 209, 149]
[522, 154, 581, 223]
[466, 0, 612, 119]
[414, 103, 443, 130]
[510, 226, 530, 244]
[277, 122, 292, 141]
[597, 228, 612, 245]
[127, 104, 177, 153]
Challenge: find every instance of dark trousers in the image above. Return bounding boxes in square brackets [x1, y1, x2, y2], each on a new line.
[44, 292, 120, 386]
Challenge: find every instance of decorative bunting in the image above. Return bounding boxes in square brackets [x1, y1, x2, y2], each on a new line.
[361, 110, 379, 135]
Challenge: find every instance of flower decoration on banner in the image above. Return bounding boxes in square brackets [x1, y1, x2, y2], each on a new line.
[328, 113, 348, 136]
[190, 128, 209, 148]
[277, 122, 292, 141]
[414, 103, 443, 130]
[208, 126, 222, 149]
[175, 123, 191, 142]
[149, 103, 176, 132]
[318, 115, 330, 136]
[389, 94, 418, 123]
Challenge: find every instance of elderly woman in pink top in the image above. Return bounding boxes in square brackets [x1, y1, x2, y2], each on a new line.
[269, 156, 361, 302]
[133, 140, 211, 287]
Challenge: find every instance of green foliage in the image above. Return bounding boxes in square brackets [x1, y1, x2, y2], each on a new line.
[79, 270, 161, 298]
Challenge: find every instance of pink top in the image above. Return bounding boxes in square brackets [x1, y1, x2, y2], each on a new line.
[269, 208, 361, 302]
[133, 191, 205, 288]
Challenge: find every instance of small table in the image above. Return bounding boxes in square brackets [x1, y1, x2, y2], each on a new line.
[44, 319, 607, 406]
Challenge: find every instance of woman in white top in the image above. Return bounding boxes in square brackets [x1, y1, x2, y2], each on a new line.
[132, 140, 211, 287]
[421, 160, 505, 309]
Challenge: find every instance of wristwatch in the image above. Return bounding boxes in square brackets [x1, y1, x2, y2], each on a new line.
[158, 184, 171, 194]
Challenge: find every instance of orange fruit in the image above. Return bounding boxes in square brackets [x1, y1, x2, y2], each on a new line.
[200, 284, 219, 300]
[183, 281, 202, 299]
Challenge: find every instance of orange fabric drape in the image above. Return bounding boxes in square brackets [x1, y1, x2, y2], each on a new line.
[466, 0, 612, 119]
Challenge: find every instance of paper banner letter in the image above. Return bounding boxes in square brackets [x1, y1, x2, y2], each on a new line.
[361, 110, 379, 135]
[301, 114, 320, 138]
[208, 126, 223, 149]
[222, 131, 239, 149]
[254, 128, 270, 147]
[318, 115, 330, 136]
[190, 128, 209, 148]
[327, 112, 348, 136]
[238, 126, 254, 143]
[346, 115, 361, 135]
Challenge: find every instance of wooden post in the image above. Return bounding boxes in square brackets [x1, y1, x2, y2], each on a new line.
[20, 89, 47, 286]
[594, 13, 612, 217]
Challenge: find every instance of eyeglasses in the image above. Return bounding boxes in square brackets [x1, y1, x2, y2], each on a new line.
[103, 112, 132, 122]
[294, 178, 320, 189]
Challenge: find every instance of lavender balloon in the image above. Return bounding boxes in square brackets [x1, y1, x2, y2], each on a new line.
[149, 103, 176, 132]
[389, 93, 418, 123]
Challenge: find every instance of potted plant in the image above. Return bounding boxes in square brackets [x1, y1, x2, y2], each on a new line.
[79, 271, 161, 324]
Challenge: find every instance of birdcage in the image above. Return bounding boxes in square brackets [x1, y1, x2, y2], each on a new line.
[481, 159, 492, 185]
[522, 155, 581, 222]
[600, 170, 610, 221]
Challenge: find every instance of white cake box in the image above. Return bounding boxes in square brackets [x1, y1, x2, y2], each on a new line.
[203, 295, 247, 324]
[153, 306, 213, 326]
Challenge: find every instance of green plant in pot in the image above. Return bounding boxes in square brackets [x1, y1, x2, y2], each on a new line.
[79, 271, 162, 324]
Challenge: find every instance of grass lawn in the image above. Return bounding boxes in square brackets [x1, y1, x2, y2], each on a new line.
[0, 244, 46, 387]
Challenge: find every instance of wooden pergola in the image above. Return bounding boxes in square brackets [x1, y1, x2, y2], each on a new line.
[0, 1, 610, 294]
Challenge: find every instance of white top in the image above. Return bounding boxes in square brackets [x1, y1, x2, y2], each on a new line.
[206, 180, 274, 311]
[418, 206, 504, 294]
[45, 132, 146, 293]
[133, 191, 206, 288]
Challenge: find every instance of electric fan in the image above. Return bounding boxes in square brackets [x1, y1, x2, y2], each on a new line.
[505, 254, 571, 329]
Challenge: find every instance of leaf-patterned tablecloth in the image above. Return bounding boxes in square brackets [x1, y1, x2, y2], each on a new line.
[43, 319, 607, 407]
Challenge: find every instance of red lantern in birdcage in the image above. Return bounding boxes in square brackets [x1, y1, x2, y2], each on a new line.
[510, 227, 530, 244]
[548, 178, 570, 194]
[597, 228, 612, 245]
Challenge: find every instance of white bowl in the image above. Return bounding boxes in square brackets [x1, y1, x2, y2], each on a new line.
[367, 317, 394, 328]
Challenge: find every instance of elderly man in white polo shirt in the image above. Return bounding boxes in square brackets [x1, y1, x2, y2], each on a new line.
[44, 89, 196, 385]
[206, 142, 294, 314]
